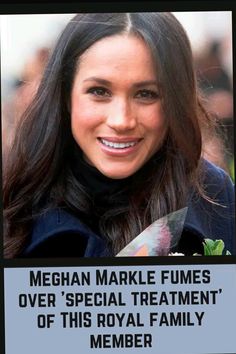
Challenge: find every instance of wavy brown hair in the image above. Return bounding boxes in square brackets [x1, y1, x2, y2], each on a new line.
[3, 13, 213, 258]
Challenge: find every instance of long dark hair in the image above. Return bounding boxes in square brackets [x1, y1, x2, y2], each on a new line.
[4, 13, 212, 258]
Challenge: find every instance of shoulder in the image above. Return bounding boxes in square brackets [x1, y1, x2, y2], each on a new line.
[22, 208, 110, 258]
[184, 159, 235, 254]
[200, 159, 235, 215]
[200, 158, 234, 195]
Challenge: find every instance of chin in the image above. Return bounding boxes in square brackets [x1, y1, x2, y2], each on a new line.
[98, 166, 139, 180]
[97, 158, 149, 179]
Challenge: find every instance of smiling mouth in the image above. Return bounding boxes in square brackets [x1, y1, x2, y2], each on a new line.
[99, 138, 140, 149]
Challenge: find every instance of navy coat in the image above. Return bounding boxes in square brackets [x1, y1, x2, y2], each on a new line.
[22, 160, 235, 257]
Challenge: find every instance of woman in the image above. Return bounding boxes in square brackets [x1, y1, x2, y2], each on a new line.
[3, 12, 235, 258]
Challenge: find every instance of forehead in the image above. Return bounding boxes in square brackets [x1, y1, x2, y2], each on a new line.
[76, 34, 156, 80]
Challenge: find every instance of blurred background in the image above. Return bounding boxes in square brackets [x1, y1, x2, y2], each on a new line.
[0, 12, 234, 181]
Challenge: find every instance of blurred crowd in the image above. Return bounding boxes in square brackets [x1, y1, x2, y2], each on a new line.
[195, 37, 234, 181]
[2, 47, 50, 161]
[1, 35, 234, 181]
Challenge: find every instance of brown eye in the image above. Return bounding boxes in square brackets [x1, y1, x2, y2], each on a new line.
[87, 87, 111, 97]
[135, 89, 159, 100]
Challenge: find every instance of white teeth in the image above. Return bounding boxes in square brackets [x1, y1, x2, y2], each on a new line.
[101, 139, 137, 149]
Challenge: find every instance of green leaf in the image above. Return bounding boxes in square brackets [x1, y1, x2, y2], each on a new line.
[203, 238, 216, 255]
[203, 238, 227, 255]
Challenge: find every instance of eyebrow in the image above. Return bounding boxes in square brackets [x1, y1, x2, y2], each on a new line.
[83, 77, 158, 88]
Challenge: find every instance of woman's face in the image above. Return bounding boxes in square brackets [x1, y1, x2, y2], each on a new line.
[71, 34, 166, 179]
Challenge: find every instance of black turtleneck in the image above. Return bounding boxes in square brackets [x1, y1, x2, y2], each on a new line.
[68, 143, 165, 238]
[77, 157, 128, 199]
[70, 146, 132, 208]
[69, 142, 164, 206]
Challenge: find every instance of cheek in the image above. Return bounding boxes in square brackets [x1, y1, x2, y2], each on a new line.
[71, 98, 102, 133]
[144, 107, 167, 153]
[143, 105, 166, 133]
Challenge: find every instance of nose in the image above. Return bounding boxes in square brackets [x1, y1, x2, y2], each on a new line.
[106, 98, 137, 132]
